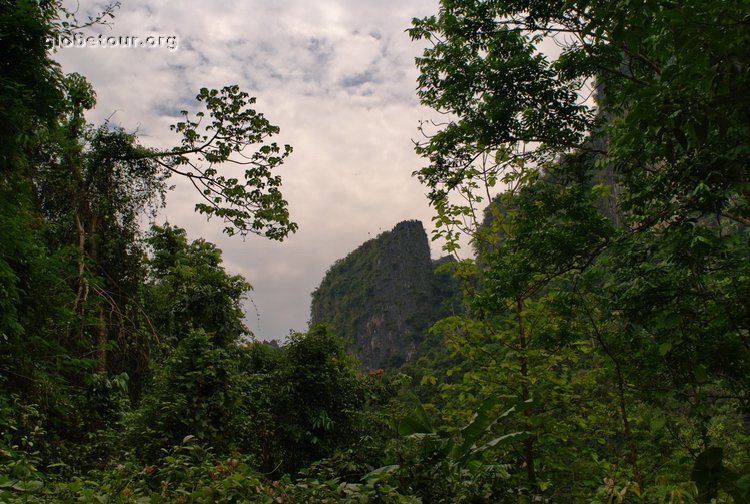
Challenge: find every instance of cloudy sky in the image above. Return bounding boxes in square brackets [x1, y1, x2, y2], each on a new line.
[53, 0, 447, 341]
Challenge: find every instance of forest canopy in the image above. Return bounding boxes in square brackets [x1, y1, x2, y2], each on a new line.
[1, 0, 749, 502]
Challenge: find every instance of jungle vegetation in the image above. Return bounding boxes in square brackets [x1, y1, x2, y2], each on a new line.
[1, 0, 749, 502]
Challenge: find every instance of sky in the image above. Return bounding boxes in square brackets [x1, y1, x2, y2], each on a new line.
[53, 0, 446, 341]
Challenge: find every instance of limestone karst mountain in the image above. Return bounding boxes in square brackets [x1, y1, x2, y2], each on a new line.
[309, 220, 461, 370]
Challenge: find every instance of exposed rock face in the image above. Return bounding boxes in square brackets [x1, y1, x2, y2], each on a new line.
[310, 220, 460, 370]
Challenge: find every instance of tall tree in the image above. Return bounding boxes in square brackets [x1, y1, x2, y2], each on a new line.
[411, 0, 750, 495]
[1, 1, 298, 464]
[1, 0, 71, 396]
[30, 75, 296, 376]
[144, 223, 252, 348]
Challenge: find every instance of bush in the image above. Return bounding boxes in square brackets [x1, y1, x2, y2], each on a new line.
[125, 329, 243, 464]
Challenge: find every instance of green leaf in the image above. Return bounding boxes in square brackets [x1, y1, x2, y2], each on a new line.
[453, 396, 501, 459]
[396, 392, 434, 435]
[11, 480, 44, 492]
[362, 465, 399, 482]
[472, 431, 527, 454]
[650, 417, 667, 432]
[658, 342, 672, 356]
[396, 415, 433, 436]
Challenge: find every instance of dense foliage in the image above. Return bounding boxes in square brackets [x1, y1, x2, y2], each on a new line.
[2, 0, 749, 502]
[408, 0, 750, 501]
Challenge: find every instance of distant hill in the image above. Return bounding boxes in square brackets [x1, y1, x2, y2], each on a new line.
[309, 220, 461, 370]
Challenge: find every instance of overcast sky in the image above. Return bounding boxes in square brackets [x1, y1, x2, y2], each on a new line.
[53, 0, 447, 341]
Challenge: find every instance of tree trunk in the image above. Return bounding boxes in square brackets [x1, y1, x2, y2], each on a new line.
[88, 211, 108, 375]
[517, 297, 536, 485]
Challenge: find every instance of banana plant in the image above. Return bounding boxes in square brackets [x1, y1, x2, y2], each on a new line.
[395, 394, 529, 469]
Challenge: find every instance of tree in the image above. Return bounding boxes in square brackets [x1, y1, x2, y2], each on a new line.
[144, 224, 252, 348]
[0, 0, 65, 171]
[30, 76, 295, 377]
[1, 0, 299, 473]
[0, 0, 77, 403]
[126, 328, 244, 464]
[426, 177, 616, 497]
[411, 0, 750, 495]
[272, 326, 367, 474]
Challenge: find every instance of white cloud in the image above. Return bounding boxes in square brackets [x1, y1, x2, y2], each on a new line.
[54, 0, 442, 341]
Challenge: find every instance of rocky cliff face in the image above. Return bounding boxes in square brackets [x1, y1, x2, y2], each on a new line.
[310, 220, 460, 370]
